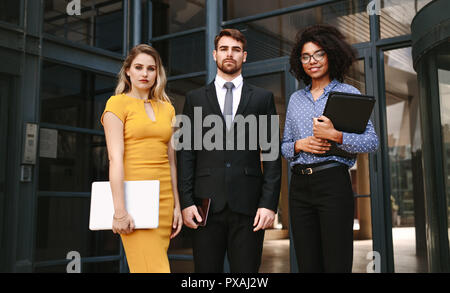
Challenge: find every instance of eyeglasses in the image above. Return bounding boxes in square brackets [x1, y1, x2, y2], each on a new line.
[300, 50, 326, 64]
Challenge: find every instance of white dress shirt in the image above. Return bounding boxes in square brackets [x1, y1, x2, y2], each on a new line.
[214, 74, 243, 121]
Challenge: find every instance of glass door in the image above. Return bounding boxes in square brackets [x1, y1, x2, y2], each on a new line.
[343, 52, 376, 273]
[0, 74, 10, 271]
[382, 46, 428, 272]
[243, 57, 296, 273]
[436, 42, 450, 266]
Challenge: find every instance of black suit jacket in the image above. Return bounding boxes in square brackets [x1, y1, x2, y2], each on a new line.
[177, 81, 281, 217]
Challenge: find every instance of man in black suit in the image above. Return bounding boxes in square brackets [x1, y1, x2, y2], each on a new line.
[177, 29, 281, 273]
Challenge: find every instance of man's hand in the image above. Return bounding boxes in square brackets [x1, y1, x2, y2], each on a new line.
[253, 208, 275, 232]
[182, 205, 203, 229]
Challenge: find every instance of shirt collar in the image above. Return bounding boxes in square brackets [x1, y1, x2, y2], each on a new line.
[305, 79, 339, 94]
[215, 74, 243, 89]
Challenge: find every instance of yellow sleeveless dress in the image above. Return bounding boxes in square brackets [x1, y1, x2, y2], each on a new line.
[101, 93, 175, 273]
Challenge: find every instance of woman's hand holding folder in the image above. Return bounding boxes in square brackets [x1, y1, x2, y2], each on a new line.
[313, 115, 343, 144]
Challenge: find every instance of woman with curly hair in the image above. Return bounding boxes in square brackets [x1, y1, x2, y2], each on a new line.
[282, 24, 378, 273]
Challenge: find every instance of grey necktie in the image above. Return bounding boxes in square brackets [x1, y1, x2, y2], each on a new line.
[223, 82, 234, 130]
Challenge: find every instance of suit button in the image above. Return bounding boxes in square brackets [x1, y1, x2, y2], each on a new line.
[226, 163, 231, 168]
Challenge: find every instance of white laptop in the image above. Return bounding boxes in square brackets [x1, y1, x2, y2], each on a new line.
[89, 180, 160, 231]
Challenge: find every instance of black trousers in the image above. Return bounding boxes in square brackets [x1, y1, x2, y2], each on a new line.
[192, 205, 265, 273]
[289, 162, 354, 273]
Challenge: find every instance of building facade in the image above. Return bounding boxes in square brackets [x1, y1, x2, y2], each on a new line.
[0, 0, 448, 273]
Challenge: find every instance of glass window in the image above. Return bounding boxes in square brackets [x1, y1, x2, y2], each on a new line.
[224, 0, 313, 21]
[384, 47, 428, 272]
[166, 75, 205, 273]
[43, 0, 124, 53]
[341, 59, 376, 273]
[40, 62, 116, 131]
[34, 261, 121, 273]
[153, 32, 206, 76]
[246, 72, 289, 272]
[380, 0, 433, 39]
[228, 0, 369, 63]
[83, 260, 121, 273]
[436, 42, 450, 247]
[166, 76, 206, 114]
[152, 0, 205, 37]
[38, 132, 108, 192]
[0, 0, 20, 25]
[35, 196, 120, 262]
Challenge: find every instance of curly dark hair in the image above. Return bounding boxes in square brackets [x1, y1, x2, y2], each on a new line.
[289, 24, 356, 85]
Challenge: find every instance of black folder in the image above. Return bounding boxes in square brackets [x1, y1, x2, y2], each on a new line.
[316, 91, 375, 159]
[323, 91, 375, 134]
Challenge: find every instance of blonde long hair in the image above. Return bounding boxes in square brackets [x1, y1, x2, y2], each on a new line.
[115, 44, 171, 103]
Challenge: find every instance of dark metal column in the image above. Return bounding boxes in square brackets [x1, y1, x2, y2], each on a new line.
[132, 0, 142, 47]
[206, 0, 221, 84]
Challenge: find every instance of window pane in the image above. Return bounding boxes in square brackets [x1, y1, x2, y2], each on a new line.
[154, 33, 205, 76]
[0, 0, 20, 25]
[34, 264, 68, 273]
[43, 0, 124, 53]
[380, 0, 433, 39]
[228, 0, 369, 63]
[40, 62, 115, 131]
[436, 42, 450, 248]
[34, 261, 121, 273]
[166, 76, 205, 273]
[245, 72, 289, 272]
[384, 47, 428, 272]
[224, 0, 313, 21]
[152, 0, 205, 37]
[38, 132, 108, 192]
[341, 59, 376, 272]
[83, 260, 121, 273]
[35, 197, 120, 262]
[166, 76, 206, 114]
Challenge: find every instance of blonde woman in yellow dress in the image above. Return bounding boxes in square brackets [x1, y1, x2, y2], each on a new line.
[101, 44, 183, 273]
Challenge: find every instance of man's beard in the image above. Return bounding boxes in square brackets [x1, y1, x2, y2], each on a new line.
[217, 59, 242, 75]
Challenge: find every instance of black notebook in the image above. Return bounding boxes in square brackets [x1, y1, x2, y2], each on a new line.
[195, 198, 211, 227]
[316, 91, 375, 159]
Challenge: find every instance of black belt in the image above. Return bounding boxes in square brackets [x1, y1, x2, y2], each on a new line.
[291, 161, 344, 175]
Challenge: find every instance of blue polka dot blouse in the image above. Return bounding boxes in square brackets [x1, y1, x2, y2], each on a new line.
[281, 79, 379, 168]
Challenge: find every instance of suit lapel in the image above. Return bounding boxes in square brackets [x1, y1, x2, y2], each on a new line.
[235, 81, 253, 117]
[205, 81, 224, 118]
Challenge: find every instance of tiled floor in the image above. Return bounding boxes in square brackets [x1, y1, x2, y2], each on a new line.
[170, 227, 429, 273]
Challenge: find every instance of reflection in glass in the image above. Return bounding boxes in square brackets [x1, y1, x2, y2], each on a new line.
[152, 0, 205, 37]
[224, 0, 313, 21]
[228, 0, 369, 63]
[40, 62, 116, 130]
[35, 197, 120, 262]
[384, 47, 427, 272]
[436, 43, 450, 246]
[166, 76, 205, 272]
[380, 0, 433, 39]
[43, 0, 124, 53]
[38, 132, 108, 192]
[245, 72, 289, 273]
[166, 76, 206, 114]
[154, 33, 205, 77]
[0, 1, 20, 25]
[343, 59, 374, 272]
